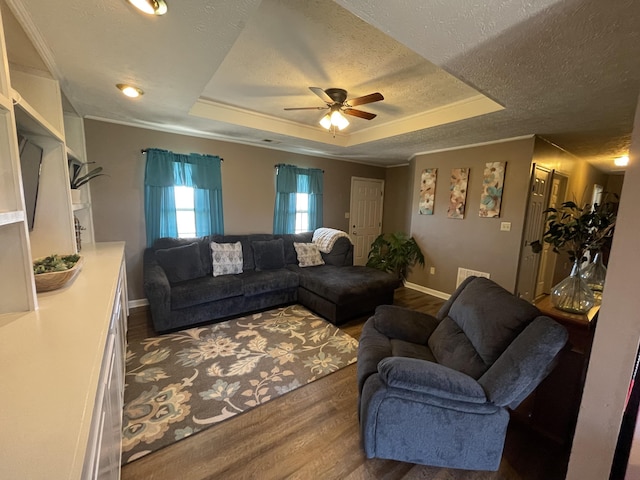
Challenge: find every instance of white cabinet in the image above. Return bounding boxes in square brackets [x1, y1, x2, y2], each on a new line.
[84, 261, 127, 480]
[0, 242, 127, 480]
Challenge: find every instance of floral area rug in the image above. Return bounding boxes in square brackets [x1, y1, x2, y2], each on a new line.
[121, 305, 358, 464]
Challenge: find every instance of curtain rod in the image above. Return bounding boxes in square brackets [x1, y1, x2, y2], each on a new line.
[141, 148, 223, 161]
[274, 164, 324, 173]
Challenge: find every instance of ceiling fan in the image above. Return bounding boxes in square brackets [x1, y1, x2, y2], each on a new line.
[284, 87, 384, 132]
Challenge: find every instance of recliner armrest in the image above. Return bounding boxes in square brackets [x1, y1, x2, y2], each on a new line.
[478, 315, 568, 408]
[378, 356, 487, 404]
[373, 305, 439, 344]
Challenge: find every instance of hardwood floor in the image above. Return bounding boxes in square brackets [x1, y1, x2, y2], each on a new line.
[121, 288, 570, 480]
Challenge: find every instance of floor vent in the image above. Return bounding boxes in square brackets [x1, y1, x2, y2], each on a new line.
[456, 268, 491, 287]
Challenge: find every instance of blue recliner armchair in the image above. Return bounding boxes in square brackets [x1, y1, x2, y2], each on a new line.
[357, 276, 568, 471]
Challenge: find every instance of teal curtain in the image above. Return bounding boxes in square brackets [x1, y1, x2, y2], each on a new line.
[144, 149, 223, 246]
[273, 164, 323, 234]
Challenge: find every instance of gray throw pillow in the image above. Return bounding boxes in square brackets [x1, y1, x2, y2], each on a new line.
[155, 242, 205, 284]
[252, 238, 285, 271]
[210, 241, 243, 277]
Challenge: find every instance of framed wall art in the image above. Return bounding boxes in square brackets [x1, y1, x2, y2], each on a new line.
[448, 168, 469, 219]
[479, 162, 506, 218]
[419, 168, 437, 215]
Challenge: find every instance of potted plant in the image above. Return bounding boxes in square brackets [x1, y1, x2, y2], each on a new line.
[69, 161, 106, 203]
[531, 195, 617, 312]
[366, 232, 425, 280]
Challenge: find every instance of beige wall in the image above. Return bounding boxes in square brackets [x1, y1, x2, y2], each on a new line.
[406, 137, 535, 294]
[532, 137, 611, 280]
[84, 120, 385, 301]
[607, 173, 625, 197]
[533, 137, 609, 206]
[567, 96, 640, 479]
[382, 165, 412, 234]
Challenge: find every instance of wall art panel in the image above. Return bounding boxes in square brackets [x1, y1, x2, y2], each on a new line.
[419, 168, 437, 215]
[448, 168, 469, 219]
[479, 162, 506, 218]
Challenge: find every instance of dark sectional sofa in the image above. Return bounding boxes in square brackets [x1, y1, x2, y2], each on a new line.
[144, 231, 400, 333]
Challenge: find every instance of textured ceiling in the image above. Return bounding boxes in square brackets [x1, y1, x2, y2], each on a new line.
[4, 0, 639, 172]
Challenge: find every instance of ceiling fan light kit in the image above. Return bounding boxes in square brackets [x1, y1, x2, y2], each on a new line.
[320, 108, 349, 131]
[285, 86, 383, 134]
[127, 0, 168, 15]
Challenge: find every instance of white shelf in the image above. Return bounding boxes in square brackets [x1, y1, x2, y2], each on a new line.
[0, 90, 11, 111]
[72, 202, 90, 211]
[66, 145, 80, 162]
[12, 87, 64, 141]
[0, 209, 24, 226]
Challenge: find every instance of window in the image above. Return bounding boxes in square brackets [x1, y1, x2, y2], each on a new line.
[295, 193, 309, 233]
[144, 149, 224, 246]
[174, 186, 196, 238]
[273, 164, 323, 234]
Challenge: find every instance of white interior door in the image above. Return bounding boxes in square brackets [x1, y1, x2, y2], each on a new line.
[516, 165, 551, 301]
[536, 173, 568, 296]
[350, 177, 384, 265]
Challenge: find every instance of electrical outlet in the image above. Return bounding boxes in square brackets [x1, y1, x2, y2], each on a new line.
[344, 212, 350, 219]
[500, 222, 511, 232]
[429, 267, 436, 275]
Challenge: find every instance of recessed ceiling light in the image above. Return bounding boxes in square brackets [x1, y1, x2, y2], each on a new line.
[614, 155, 629, 167]
[116, 84, 144, 98]
[126, 0, 168, 16]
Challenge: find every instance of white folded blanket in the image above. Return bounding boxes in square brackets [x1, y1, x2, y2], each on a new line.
[312, 228, 352, 253]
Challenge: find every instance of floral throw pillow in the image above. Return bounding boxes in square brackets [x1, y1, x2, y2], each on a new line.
[294, 242, 325, 268]
[210, 241, 243, 277]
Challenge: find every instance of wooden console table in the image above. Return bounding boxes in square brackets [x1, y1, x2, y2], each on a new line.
[514, 295, 599, 445]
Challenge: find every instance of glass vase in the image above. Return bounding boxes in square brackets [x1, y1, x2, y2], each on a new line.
[580, 251, 607, 304]
[551, 260, 595, 314]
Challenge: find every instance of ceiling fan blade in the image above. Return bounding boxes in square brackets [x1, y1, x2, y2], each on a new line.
[309, 87, 334, 104]
[344, 108, 377, 120]
[284, 106, 328, 111]
[347, 92, 384, 107]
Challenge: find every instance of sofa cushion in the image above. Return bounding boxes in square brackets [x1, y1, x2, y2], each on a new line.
[294, 242, 325, 267]
[446, 277, 540, 365]
[239, 269, 299, 297]
[277, 232, 314, 265]
[428, 317, 488, 379]
[210, 234, 272, 271]
[170, 275, 243, 310]
[292, 265, 400, 304]
[210, 241, 243, 277]
[252, 238, 285, 271]
[155, 242, 205, 284]
[153, 236, 212, 276]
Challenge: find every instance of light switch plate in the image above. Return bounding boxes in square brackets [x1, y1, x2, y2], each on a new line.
[500, 222, 511, 232]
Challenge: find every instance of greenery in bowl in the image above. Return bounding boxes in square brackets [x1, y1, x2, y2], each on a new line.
[33, 254, 81, 274]
[366, 232, 425, 280]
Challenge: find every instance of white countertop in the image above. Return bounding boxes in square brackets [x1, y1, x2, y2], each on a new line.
[0, 242, 125, 480]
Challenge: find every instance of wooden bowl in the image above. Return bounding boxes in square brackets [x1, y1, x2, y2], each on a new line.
[34, 256, 84, 292]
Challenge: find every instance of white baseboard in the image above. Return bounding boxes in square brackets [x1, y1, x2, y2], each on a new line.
[128, 298, 149, 309]
[403, 281, 451, 300]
